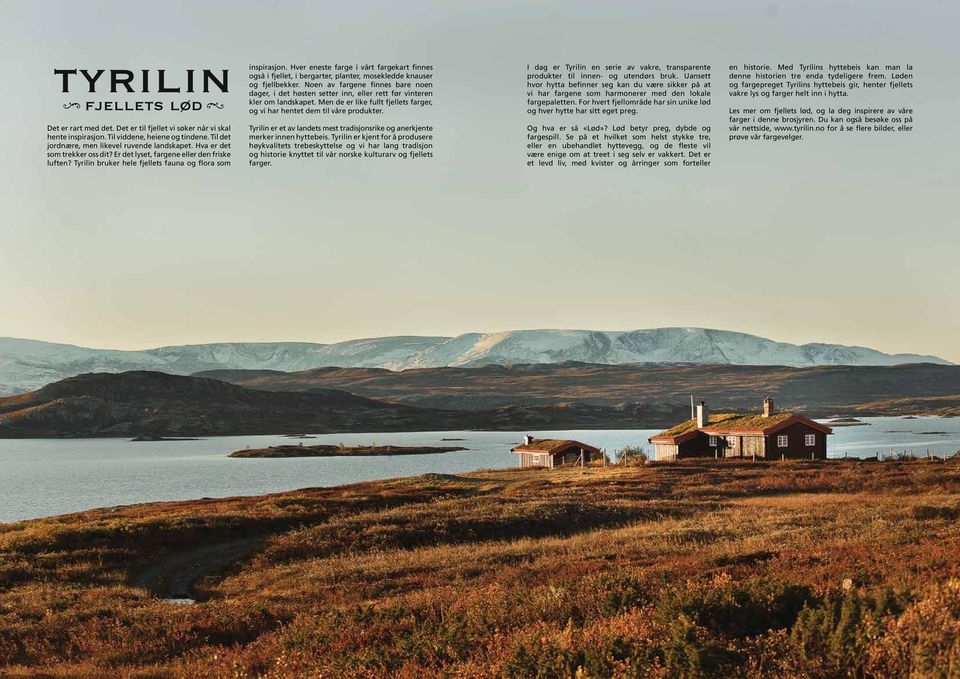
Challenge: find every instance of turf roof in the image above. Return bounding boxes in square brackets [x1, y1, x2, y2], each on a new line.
[652, 412, 811, 440]
[701, 412, 797, 433]
[512, 439, 595, 454]
[653, 413, 744, 439]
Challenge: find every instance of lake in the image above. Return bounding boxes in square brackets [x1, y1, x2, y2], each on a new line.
[1, 416, 958, 523]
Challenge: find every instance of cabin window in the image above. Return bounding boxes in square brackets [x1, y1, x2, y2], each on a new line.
[709, 435, 718, 447]
[726, 436, 737, 448]
[805, 434, 816, 446]
[777, 435, 788, 448]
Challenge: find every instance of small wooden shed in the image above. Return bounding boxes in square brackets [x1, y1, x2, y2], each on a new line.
[511, 437, 602, 468]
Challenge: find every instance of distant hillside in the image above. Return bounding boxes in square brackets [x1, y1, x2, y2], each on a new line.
[197, 362, 960, 416]
[0, 372, 463, 438]
[0, 371, 689, 437]
[0, 328, 950, 395]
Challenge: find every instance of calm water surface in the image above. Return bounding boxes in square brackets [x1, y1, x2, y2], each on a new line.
[1, 416, 958, 523]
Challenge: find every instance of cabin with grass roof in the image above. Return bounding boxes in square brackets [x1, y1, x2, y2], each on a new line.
[511, 437, 602, 468]
[649, 397, 832, 461]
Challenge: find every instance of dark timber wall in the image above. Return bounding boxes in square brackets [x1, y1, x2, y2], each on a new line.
[763, 422, 828, 459]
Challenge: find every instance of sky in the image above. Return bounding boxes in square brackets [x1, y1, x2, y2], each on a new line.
[0, 0, 957, 361]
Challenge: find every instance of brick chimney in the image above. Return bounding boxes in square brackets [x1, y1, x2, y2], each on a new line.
[696, 401, 709, 428]
[763, 397, 775, 417]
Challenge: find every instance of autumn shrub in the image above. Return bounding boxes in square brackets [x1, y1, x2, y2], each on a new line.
[503, 619, 664, 679]
[865, 579, 960, 679]
[655, 575, 815, 640]
[912, 503, 960, 520]
[779, 586, 908, 678]
[594, 572, 654, 616]
[611, 446, 648, 466]
[661, 616, 744, 679]
[503, 631, 582, 678]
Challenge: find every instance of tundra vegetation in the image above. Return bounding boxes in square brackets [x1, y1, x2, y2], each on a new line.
[0, 459, 959, 678]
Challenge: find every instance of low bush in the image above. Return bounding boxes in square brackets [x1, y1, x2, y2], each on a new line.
[655, 575, 816, 640]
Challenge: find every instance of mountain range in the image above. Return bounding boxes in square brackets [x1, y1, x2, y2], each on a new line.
[0, 328, 950, 395]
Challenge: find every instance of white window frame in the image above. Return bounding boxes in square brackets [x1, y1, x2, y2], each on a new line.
[726, 436, 737, 449]
[805, 434, 816, 446]
[777, 435, 789, 448]
[709, 435, 718, 447]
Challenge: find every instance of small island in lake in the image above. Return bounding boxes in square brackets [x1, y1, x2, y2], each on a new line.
[827, 417, 869, 427]
[229, 444, 468, 458]
[131, 435, 202, 442]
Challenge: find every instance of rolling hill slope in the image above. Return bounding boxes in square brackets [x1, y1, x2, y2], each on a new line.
[197, 362, 960, 415]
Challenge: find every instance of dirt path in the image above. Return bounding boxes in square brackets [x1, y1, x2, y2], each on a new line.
[130, 537, 264, 601]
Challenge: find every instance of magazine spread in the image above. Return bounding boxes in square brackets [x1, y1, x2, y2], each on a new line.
[1, 1, 958, 677]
